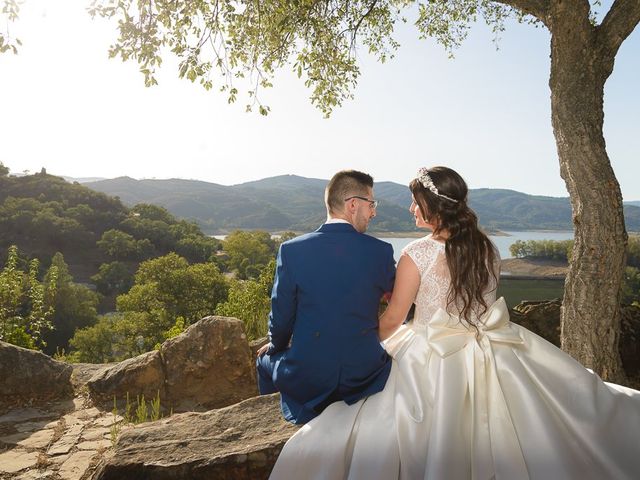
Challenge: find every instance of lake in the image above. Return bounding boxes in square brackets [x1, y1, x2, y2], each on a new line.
[381, 231, 574, 262]
[214, 230, 575, 261]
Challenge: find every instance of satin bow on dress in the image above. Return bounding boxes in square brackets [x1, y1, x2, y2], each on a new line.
[427, 298, 529, 479]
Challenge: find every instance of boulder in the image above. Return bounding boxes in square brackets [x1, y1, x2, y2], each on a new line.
[510, 299, 562, 346]
[0, 341, 73, 402]
[87, 316, 258, 412]
[87, 350, 165, 406]
[93, 394, 299, 480]
[161, 316, 258, 411]
[620, 304, 640, 379]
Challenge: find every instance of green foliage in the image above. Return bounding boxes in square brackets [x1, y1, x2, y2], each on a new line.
[276, 231, 298, 246]
[110, 397, 121, 447]
[97, 229, 138, 259]
[162, 316, 186, 342]
[131, 204, 176, 223]
[41, 253, 99, 355]
[86, 0, 543, 116]
[0, 245, 57, 349]
[71, 253, 228, 361]
[135, 394, 149, 424]
[110, 390, 166, 446]
[175, 234, 220, 264]
[0, 170, 224, 321]
[68, 315, 117, 363]
[91, 261, 135, 296]
[119, 204, 219, 260]
[216, 260, 275, 340]
[627, 235, 640, 268]
[510, 237, 640, 269]
[0, 172, 127, 272]
[0, 162, 8, 176]
[97, 229, 153, 260]
[509, 240, 574, 261]
[497, 277, 564, 308]
[0, 0, 21, 55]
[118, 253, 228, 321]
[223, 230, 276, 279]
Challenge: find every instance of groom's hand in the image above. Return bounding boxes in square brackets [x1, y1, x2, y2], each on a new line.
[257, 343, 272, 357]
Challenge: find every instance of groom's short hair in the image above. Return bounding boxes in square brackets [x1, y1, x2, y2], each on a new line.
[325, 170, 374, 215]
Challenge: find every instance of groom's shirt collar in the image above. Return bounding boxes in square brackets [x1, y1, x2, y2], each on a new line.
[325, 218, 350, 224]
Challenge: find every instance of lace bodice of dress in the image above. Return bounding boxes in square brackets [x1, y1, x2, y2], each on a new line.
[402, 235, 499, 327]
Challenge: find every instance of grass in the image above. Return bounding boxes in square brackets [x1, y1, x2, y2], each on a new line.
[498, 277, 564, 309]
[110, 390, 168, 447]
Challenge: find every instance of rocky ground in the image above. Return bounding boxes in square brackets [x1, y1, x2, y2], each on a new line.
[0, 364, 119, 480]
[0, 317, 283, 480]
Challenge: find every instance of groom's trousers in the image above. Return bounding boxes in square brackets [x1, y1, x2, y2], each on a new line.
[256, 352, 279, 395]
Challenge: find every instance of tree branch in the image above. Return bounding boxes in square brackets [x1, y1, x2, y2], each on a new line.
[491, 0, 551, 24]
[598, 0, 640, 57]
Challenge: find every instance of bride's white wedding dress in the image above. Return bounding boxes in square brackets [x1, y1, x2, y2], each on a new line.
[270, 235, 640, 479]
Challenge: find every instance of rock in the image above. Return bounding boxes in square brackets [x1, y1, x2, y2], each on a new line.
[14, 419, 58, 433]
[0, 408, 57, 424]
[71, 363, 114, 389]
[15, 470, 58, 480]
[161, 316, 258, 411]
[87, 350, 165, 406]
[58, 450, 97, 480]
[620, 304, 640, 379]
[510, 299, 562, 346]
[48, 423, 85, 456]
[0, 341, 73, 402]
[250, 337, 269, 358]
[87, 316, 258, 413]
[93, 394, 299, 480]
[0, 449, 40, 474]
[0, 428, 55, 449]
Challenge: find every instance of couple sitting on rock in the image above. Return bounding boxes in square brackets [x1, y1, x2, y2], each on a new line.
[256, 168, 640, 479]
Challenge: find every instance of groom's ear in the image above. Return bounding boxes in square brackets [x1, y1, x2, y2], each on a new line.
[344, 198, 356, 213]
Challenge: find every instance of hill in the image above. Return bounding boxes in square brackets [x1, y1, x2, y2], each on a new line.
[85, 176, 640, 233]
[0, 172, 220, 282]
[86, 175, 417, 233]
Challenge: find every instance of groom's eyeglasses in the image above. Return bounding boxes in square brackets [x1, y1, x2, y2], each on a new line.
[344, 196, 379, 209]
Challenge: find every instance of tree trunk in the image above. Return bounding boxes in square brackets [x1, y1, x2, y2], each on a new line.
[549, 6, 627, 382]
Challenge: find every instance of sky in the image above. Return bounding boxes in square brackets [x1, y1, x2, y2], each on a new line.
[0, 1, 638, 199]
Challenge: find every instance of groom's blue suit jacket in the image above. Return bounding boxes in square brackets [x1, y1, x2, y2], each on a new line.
[266, 222, 396, 423]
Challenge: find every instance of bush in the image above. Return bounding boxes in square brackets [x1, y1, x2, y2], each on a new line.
[216, 260, 275, 340]
[0, 245, 57, 349]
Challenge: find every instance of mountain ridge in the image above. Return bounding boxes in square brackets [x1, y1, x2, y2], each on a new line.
[84, 175, 640, 233]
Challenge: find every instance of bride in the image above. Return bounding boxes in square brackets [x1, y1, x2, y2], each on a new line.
[270, 166, 640, 479]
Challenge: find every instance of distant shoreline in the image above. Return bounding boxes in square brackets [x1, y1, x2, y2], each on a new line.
[210, 229, 547, 238]
[500, 258, 568, 279]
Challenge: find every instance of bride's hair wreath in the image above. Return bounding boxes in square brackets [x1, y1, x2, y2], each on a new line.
[410, 166, 497, 324]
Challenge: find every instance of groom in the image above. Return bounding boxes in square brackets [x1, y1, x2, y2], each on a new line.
[256, 170, 396, 424]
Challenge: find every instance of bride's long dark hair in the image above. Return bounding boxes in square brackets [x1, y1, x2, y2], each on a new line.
[410, 166, 498, 324]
